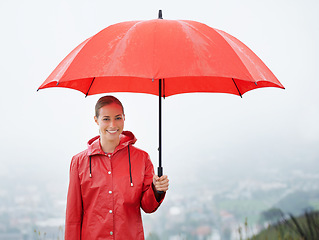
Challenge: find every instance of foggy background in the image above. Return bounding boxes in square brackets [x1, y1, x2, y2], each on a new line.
[0, 0, 318, 239]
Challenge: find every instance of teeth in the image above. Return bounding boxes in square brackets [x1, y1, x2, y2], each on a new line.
[107, 130, 117, 134]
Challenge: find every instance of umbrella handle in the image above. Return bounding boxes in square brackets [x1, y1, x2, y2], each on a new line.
[158, 166, 163, 177]
[157, 167, 164, 194]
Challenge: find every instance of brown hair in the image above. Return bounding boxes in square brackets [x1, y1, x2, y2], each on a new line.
[95, 95, 124, 118]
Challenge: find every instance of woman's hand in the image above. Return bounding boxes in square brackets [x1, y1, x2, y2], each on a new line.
[153, 175, 169, 192]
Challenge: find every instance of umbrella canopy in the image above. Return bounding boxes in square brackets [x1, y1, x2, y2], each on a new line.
[38, 12, 284, 176]
[38, 15, 284, 97]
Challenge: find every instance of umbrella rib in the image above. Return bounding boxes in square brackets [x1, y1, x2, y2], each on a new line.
[232, 78, 242, 98]
[85, 77, 96, 97]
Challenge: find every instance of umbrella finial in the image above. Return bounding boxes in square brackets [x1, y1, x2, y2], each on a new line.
[158, 10, 163, 19]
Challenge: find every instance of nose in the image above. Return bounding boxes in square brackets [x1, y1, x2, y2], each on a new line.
[109, 119, 115, 128]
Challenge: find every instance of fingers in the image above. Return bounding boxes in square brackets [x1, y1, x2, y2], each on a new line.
[153, 175, 169, 192]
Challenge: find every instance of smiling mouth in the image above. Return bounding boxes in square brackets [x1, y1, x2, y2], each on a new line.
[107, 130, 118, 134]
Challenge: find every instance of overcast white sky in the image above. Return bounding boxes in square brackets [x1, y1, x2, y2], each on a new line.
[0, 0, 318, 188]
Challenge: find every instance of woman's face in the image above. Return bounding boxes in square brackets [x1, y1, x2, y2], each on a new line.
[94, 103, 125, 142]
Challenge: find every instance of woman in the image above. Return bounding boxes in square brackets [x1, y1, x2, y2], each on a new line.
[65, 95, 169, 240]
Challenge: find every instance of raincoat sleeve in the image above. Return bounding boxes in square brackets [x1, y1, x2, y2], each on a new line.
[140, 154, 165, 213]
[65, 156, 83, 240]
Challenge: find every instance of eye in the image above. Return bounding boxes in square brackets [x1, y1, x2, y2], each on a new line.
[116, 116, 122, 120]
[103, 118, 110, 121]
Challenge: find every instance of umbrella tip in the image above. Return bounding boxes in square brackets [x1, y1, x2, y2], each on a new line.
[158, 10, 163, 19]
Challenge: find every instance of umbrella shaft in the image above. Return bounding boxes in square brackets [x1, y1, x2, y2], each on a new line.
[158, 79, 163, 177]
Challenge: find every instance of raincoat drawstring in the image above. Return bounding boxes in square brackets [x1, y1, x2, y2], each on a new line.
[128, 145, 133, 187]
[89, 156, 92, 178]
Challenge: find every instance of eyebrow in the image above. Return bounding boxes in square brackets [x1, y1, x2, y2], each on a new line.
[102, 114, 122, 118]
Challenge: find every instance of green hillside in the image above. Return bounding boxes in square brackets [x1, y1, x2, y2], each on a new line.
[253, 211, 319, 240]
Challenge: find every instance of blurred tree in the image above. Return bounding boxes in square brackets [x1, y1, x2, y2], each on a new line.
[259, 208, 283, 225]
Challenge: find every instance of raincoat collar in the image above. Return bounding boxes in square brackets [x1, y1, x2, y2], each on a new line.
[87, 131, 137, 156]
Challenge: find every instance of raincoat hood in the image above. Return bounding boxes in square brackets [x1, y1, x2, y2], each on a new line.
[87, 130, 137, 156]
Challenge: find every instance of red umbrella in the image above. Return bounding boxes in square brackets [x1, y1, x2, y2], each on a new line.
[38, 11, 284, 176]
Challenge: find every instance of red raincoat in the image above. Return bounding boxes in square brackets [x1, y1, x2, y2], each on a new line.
[65, 131, 165, 240]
